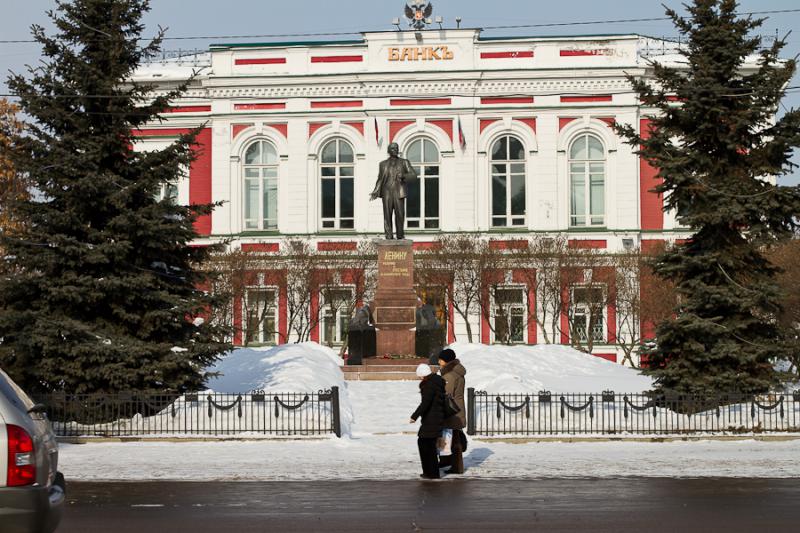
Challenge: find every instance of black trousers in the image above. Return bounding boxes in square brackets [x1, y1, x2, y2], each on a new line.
[382, 193, 405, 240]
[417, 437, 440, 478]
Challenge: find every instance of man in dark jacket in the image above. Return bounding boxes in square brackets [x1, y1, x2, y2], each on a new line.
[438, 348, 467, 474]
[410, 363, 446, 479]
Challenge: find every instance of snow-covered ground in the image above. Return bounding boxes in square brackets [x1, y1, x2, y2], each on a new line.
[58, 438, 800, 481]
[452, 342, 653, 393]
[55, 344, 800, 480]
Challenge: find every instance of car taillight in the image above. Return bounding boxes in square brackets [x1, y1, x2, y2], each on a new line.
[6, 424, 36, 487]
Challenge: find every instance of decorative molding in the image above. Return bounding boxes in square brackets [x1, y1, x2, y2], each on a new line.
[199, 79, 632, 100]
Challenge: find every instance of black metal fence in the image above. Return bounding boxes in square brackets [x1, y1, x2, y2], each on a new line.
[467, 388, 800, 436]
[35, 388, 342, 438]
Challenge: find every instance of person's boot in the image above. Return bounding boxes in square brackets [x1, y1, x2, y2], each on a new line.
[444, 451, 464, 474]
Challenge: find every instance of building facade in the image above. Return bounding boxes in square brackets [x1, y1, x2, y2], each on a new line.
[133, 29, 697, 363]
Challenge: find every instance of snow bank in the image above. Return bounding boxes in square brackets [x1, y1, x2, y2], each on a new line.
[206, 342, 343, 393]
[449, 343, 653, 393]
[205, 343, 353, 436]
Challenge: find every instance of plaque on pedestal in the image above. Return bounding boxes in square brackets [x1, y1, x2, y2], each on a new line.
[373, 239, 416, 357]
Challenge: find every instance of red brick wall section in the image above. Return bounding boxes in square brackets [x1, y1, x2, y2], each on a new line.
[241, 243, 279, 253]
[233, 294, 243, 346]
[480, 118, 500, 134]
[389, 120, 414, 143]
[639, 118, 664, 230]
[235, 57, 286, 65]
[560, 279, 570, 344]
[481, 51, 534, 59]
[426, 119, 453, 142]
[390, 98, 451, 106]
[561, 95, 612, 103]
[568, 239, 607, 249]
[514, 118, 537, 134]
[310, 101, 363, 108]
[448, 281, 456, 344]
[480, 96, 534, 105]
[317, 241, 357, 252]
[412, 241, 442, 251]
[343, 121, 364, 136]
[266, 123, 288, 140]
[233, 102, 285, 111]
[593, 353, 617, 362]
[489, 239, 528, 250]
[279, 276, 288, 343]
[310, 55, 363, 63]
[232, 123, 253, 140]
[190, 128, 213, 235]
[165, 105, 211, 113]
[559, 117, 578, 131]
[310, 290, 320, 342]
[308, 122, 330, 139]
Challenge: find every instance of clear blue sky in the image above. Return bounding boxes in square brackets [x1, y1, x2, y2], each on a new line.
[2, 0, 798, 183]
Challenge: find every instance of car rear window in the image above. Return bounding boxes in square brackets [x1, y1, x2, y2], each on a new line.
[0, 368, 36, 413]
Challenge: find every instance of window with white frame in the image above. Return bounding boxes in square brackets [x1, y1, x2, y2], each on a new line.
[570, 286, 606, 343]
[244, 288, 278, 345]
[155, 180, 179, 203]
[569, 133, 605, 227]
[320, 139, 355, 230]
[490, 135, 526, 227]
[243, 140, 278, 230]
[321, 287, 353, 347]
[493, 287, 526, 344]
[405, 137, 440, 229]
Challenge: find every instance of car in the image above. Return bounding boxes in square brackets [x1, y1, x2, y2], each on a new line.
[0, 368, 65, 533]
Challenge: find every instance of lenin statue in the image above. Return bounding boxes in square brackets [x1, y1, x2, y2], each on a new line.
[369, 142, 417, 240]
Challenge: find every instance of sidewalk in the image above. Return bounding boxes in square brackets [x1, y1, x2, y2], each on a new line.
[58, 436, 800, 481]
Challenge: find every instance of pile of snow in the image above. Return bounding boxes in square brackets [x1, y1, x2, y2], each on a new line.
[450, 343, 653, 393]
[205, 343, 353, 436]
[206, 342, 343, 392]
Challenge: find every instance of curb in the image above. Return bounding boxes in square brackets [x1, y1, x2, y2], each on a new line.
[57, 434, 800, 444]
[473, 435, 800, 444]
[58, 436, 332, 444]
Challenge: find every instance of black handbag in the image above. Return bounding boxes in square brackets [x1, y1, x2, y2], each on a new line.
[443, 393, 460, 419]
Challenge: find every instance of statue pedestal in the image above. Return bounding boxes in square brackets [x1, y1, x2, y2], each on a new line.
[373, 239, 416, 357]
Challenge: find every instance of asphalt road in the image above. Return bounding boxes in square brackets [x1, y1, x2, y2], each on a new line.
[59, 478, 800, 532]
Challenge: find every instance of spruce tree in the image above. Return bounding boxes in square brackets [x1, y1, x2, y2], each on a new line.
[0, 0, 230, 393]
[616, 0, 800, 394]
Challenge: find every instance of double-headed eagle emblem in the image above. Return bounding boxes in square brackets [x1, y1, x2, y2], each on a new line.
[404, 2, 434, 30]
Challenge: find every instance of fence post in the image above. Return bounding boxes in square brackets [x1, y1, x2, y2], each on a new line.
[331, 386, 342, 438]
[467, 387, 476, 436]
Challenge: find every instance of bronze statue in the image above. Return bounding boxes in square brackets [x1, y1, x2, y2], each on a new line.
[370, 142, 417, 240]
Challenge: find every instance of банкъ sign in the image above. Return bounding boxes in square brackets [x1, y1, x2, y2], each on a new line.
[388, 46, 454, 61]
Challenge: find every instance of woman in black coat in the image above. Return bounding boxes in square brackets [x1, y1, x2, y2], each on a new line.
[410, 363, 446, 479]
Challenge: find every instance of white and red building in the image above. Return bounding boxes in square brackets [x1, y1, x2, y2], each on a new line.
[133, 28, 703, 362]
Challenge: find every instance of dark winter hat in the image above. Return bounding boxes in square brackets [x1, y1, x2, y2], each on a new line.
[438, 348, 456, 363]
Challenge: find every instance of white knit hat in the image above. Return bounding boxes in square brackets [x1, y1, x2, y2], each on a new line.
[415, 363, 432, 378]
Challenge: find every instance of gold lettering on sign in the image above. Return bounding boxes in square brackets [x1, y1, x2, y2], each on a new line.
[388, 46, 454, 62]
[384, 251, 408, 261]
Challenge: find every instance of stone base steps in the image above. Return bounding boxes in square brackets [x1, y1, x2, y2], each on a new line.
[343, 360, 437, 381]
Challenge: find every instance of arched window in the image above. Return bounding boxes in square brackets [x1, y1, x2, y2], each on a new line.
[243, 140, 278, 230]
[405, 138, 440, 229]
[569, 134, 605, 227]
[320, 138, 354, 230]
[490, 135, 526, 227]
